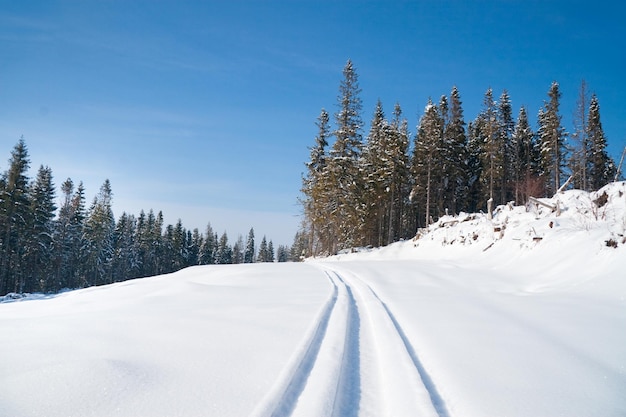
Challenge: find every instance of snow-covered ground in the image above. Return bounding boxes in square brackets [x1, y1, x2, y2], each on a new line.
[2, 183, 626, 417]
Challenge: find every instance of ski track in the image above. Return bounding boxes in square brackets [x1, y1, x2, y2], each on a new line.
[253, 265, 448, 417]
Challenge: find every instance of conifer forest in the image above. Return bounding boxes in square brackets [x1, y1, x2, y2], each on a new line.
[299, 60, 619, 256]
[1, 61, 621, 295]
[0, 140, 287, 296]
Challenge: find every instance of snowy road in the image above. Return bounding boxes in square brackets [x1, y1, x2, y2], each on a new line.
[254, 265, 446, 417]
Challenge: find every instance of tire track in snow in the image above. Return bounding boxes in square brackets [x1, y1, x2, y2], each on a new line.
[254, 266, 448, 417]
[333, 267, 447, 417]
[252, 271, 360, 417]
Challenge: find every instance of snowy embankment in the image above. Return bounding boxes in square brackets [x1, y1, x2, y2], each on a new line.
[1, 183, 625, 417]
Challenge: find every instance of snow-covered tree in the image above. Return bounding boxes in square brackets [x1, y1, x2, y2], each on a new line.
[24, 165, 56, 292]
[587, 94, 616, 190]
[84, 179, 115, 286]
[412, 98, 443, 227]
[325, 59, 365, 251]
[244, 227, 255, 263]
[538, 82, 567, 195]
[215, 232, 232, 264]
[0, 138, 31, 294]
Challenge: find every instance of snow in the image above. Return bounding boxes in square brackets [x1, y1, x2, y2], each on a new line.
[2, 183, 626, 417]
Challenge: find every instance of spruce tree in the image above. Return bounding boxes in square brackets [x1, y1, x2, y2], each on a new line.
[443, 86, 468, 216]
[232, 235, 244, 264]
[257, 236, 269, 262]
[199, 222, 216, 265]
[587, 94, 616, 189]
[0, 138, 31, 294]
[267, 240, 275, 262]
[538, 82, 567, 195]
[244, 227, 255, 263]
[301, 109, 332, 255]
[25, 165, 56, 292]
[411, 99, 443, 227]
[84, 179, 115, 286]
[498, 90, 514, 203]
[511, 106, 540, 202]
[112, 212, 139, 282]
[215, 232, 232, 264]
[326, 59, 365, 251]
[478, 88, 503, 205]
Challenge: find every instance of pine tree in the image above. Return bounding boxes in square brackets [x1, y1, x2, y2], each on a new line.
[289, 229, 308, 262]
[267, 240, 275, 262]
[389, 103, 413, 241]
[25, 165, 56, 292]
[362, 99, 391, 246]
[112, 212, 140, 282]
[498, 90, 514, 203]
[215, 232, 232, 264]
[465, 120, 484, 213]
[301, 108, 332, 256]
[325, 59, 365, 251]
[0, 138, 31, 294]
[84, 179, 115, 286]
[232, 235, 244, 264]
[277, 245, 290, 262]
[538, 82, 567, 195]
[587, 94, 616, 189]
[411, 99, 443, 227]
[443, 86, 468, 215]
[511, 106, 540, 202]
[244, 227, 255, 263]
[478, 88, 503, 205]
[199, 222, 217, 265]
[257, 236, 269, 262]
[189, 228, 203, 266]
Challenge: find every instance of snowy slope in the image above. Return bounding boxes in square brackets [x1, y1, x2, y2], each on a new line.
[1, 183, 625, 417]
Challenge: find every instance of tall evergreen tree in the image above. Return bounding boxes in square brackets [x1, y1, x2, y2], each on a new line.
[587, 94, 616, 189]
[112, 212, 139, 282]
[232, 235, 244, 264]
[277, 245, 290, 262]
[244, 227, 255, 263]
[0, 138, 31, 294]
[199, 222, 216, 265]
[267, 240, 275, 263]
[215, 232, 232, 264]
[84, 179, 115, 286]
[538, 82, 567, 195]
[325, 59, 365, 251]
[511, 106, 540, 202]
[443, 86, 468, 215]
[478, 88, 503, 205]
[24, 165, 56, 292]
[257, 236, 269, 262]
[301, 108, 332, 255]
[411, 99, 443, 227]
[498, 90, 515, 203]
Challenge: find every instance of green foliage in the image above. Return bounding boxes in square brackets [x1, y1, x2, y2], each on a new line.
[0, 140, 285, 296]
[299, 64, 619, 256]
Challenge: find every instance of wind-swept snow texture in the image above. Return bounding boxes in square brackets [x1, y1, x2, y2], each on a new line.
[2, 183, 626, 416]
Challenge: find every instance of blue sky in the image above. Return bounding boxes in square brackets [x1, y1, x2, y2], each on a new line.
[1, 1, 625, 246]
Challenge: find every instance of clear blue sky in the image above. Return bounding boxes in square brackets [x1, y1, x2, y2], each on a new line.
[1, 1, 625, 246]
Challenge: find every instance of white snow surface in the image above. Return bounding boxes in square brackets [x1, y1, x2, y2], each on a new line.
[2, 182, 626, 417]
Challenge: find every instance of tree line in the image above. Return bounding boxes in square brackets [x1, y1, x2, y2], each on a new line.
[0, 138, 289, 296]
[300, 60, 619, 256]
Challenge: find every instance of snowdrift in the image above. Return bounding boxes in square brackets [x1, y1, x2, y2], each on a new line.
[1, 183, 625, 417]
